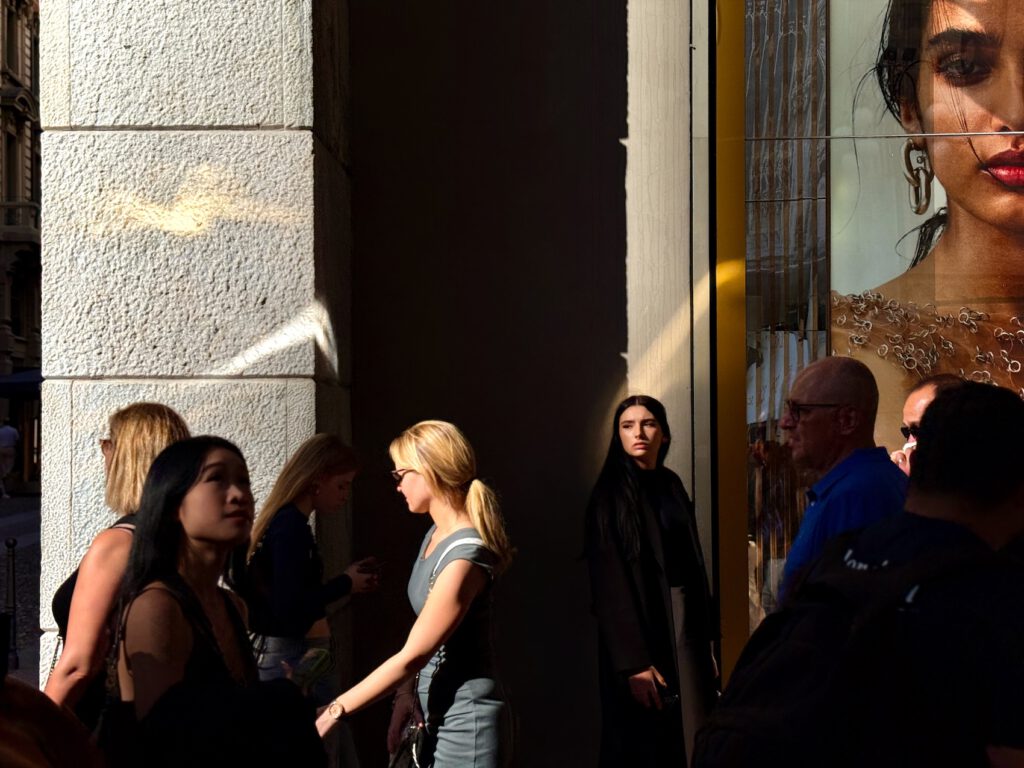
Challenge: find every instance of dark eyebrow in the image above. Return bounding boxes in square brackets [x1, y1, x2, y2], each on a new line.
[200, 461, 228, 473]
[926, 28, 1000, 50]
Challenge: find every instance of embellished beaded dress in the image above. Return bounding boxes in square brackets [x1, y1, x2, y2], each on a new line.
[832, 290, 1024, 393]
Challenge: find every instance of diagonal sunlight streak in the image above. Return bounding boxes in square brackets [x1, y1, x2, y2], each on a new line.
[204, 299, 339, 378]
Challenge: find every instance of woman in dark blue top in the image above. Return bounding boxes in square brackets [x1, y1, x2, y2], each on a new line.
[245, 434, 378, 697]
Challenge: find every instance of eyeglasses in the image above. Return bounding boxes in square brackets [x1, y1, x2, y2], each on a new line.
[783, 399, 841, 423]
[900, 424, 920, 440]
[390, 468, 415, 483]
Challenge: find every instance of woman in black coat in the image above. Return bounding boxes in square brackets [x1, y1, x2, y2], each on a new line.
[585, 395, 717, 767]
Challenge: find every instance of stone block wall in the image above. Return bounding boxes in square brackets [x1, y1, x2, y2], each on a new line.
[38, 0, 351, 683]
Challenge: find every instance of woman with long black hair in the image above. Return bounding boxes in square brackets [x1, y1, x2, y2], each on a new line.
[585, 395, 717, 767]
[112, 436, 323, 767]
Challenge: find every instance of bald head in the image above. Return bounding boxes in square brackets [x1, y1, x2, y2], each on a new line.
[782, 356, 880, 478]
[795, 357, 879, 427]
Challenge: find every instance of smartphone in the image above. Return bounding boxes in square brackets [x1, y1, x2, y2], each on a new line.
[660, 692, 680, 706]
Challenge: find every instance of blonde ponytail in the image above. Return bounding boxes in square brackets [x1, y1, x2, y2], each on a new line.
[390, 420, 514, 574]
[466, 479, 513, 574]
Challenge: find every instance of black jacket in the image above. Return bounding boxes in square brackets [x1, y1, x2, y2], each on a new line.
[585, 466, 716, 764]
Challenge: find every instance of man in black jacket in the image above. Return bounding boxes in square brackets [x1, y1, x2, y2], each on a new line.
[696, 382, 1024, 768]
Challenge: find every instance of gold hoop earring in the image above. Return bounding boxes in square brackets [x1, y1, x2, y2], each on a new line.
[902, 138, 934, 215]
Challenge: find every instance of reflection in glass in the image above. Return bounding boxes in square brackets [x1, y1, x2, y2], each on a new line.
[744, 0, 828, 628]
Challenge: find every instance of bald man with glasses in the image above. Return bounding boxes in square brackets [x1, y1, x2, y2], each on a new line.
[777, 357, 907, 601]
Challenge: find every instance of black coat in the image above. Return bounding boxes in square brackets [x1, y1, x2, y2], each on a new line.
[585, 466, 716, 766]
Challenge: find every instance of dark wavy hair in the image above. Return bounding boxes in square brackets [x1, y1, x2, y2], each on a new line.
[585, 395, 671, 561]
[123, 436, 249, 601]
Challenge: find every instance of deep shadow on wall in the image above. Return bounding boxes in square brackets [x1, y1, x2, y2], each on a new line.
[347, 1, 627, 765]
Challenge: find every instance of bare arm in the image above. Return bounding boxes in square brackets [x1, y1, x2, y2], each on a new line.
[316, 559, 487, 737]
[44, 528, 132, 709]
[117, 585, 193, 721]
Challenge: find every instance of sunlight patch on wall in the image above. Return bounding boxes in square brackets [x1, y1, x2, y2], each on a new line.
[95, 164, 304, 237]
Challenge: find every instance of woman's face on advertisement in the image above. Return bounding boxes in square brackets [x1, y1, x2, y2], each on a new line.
[904, 0, 1024, 233]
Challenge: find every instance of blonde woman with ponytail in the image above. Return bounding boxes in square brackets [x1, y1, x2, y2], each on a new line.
[316, 420, 512, 768]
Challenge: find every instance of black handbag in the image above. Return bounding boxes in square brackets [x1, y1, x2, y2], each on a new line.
[388, 723, 426, 768]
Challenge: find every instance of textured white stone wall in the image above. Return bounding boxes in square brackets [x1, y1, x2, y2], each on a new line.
[41, 0, 313, 128]
[42, 131, 316, 377]
[39, 0, 349, 686]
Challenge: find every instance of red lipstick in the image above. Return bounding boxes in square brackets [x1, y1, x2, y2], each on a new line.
[985, 149, 1024, 187]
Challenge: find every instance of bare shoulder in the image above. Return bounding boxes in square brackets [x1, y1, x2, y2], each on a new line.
[431, 558, 488, 600]
[83, 525, 133, 563]
[124, 583, 188, 633]
[76, 526, 133, 586]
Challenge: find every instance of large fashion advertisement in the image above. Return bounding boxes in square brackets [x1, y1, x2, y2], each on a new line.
[831, 0, 1023, 450]
[745, 0, 1023, 627]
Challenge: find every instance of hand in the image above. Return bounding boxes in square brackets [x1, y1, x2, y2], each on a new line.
[387, 692, 423, 753]
[890, 441, 915, 477]
[345, 557, 381, 594]
[627, 666, 668, 710]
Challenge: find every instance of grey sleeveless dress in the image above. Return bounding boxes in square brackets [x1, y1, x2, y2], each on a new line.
[409, 526, 505, 767]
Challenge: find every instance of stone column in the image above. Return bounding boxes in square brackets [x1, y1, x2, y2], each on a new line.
[625, 0, 713, 555]
[38, 0, 352, 679]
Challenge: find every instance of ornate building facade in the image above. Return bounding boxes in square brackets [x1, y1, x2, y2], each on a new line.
[0, 0, 39, 489]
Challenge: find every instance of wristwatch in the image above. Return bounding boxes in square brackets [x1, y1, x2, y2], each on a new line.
[327, 699, 346, 721]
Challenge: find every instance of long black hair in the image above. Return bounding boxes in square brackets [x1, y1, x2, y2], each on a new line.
[123, 436, 249, 602]
[585, 395, 671, 561]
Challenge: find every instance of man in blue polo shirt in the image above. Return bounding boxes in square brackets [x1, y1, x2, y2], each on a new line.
[777, 356, 907, 601]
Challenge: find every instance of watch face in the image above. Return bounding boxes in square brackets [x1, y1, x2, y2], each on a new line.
[328, 701, 343, 720]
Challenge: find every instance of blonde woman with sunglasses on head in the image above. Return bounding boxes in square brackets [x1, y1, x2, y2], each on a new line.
[46, 403, 190, 731]
[316, 420, 513, 768]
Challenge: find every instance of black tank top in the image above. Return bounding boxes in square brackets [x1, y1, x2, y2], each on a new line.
[49, 514, 136, 730]
[120, 580, 257, 689]
[51, 514, 136, 638]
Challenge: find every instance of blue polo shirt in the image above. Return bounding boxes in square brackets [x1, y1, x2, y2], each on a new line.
[779, 447, 907, 601]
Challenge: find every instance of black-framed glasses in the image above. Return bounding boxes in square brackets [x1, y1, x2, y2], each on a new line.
[783, 399, 841, 423]
[900, 424, 920, 440]
[390, 468, 415, 483]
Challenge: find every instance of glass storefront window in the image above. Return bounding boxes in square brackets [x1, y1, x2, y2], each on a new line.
[744, 0, 1019, 627]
